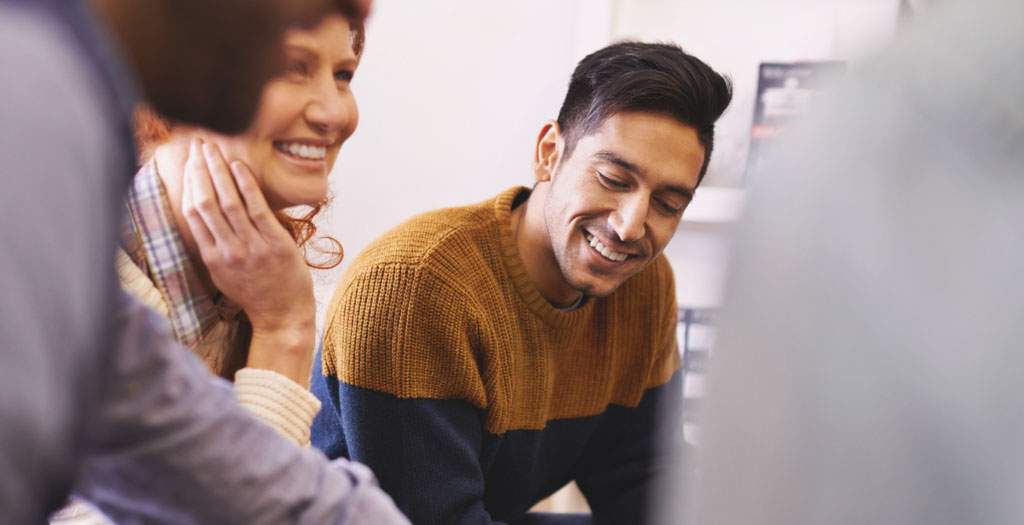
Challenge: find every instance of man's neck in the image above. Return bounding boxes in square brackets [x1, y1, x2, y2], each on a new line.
[510, 185, 584, 308]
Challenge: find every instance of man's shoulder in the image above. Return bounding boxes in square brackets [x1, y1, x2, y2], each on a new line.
[345, 197, 502, 283]
[323, 198, 507, 407]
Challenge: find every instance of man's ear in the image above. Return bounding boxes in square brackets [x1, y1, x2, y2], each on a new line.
[533, 120, 563, 183]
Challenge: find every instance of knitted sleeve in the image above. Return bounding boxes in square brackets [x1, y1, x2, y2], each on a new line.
[234, 368, 321, 446]
[318, 264, 509, 523]
[322, 263, 486, 406]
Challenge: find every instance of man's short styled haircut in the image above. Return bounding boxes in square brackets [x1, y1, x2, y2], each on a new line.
[556, 41, 732, 182]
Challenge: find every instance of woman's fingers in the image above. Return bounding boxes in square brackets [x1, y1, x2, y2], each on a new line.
[202, 142, 261, 244]
[197, 157, 316, 342]
[229, 160, 292, 243]
[184, 138, 243, 265]
[181, 143, 216, 250]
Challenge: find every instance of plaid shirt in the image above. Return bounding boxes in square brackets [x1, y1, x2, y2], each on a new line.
[121, 160, 238, 348]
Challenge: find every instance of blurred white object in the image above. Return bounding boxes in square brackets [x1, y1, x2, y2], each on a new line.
[682, 187, 747, 225]
[689, 0, 1024, 524]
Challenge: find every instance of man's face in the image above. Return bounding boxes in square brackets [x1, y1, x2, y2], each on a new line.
[120, 0, 362, 133]
[541, 112, 705, 297]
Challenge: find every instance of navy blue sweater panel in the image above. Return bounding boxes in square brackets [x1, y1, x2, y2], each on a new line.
[312, 349, 683, 524]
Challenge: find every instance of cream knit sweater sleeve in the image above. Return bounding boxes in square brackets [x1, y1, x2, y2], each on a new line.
[115, 249, 321, 446]
[233, 368, 320, 446]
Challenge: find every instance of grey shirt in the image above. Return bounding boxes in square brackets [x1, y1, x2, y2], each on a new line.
[0, 3, 407, 524]
[695, 0, 1024, 523]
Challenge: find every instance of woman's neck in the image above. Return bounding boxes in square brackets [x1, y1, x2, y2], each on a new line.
[152, 136, 217, 295]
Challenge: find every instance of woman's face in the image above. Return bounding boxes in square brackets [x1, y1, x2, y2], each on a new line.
[206, 14, 360, 210]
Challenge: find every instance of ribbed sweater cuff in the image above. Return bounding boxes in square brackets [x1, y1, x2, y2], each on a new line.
[234, 368, 321, 446]
[50, 498, 114, 524]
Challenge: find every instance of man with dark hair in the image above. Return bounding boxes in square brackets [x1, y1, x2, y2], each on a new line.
[311, 41, 731, 523]
[0, 0, 405, 523]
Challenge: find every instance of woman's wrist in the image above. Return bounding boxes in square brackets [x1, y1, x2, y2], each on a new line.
[246, 323, 315, 388]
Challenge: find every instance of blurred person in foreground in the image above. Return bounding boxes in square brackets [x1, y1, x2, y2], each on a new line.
[311, 41, 731, 524]
[0, 0, 407, 523]
[687, 0, 1024, 523]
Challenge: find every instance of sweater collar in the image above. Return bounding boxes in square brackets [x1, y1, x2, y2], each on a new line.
[494, 186, 593, 327]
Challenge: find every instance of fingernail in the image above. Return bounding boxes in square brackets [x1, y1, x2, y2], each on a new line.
[230, 161, 244, 177]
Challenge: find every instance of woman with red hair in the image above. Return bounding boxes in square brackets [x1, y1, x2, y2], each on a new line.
[52, 10, 367, 525]
[130, 12, 363, 441]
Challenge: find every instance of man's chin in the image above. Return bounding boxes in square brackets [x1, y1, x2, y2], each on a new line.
[568, 275, 625, 299]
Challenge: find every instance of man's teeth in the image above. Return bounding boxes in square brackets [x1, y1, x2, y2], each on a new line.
[585, 233, 628, 262]
[279, 142, 326, 160]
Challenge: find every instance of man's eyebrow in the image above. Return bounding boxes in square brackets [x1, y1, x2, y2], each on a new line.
[593, 151, 643, 177]
[593, 150, 694, 200]
[663, 184, 694, 201]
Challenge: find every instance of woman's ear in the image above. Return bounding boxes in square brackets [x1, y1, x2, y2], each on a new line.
[532, 120, 563, 183]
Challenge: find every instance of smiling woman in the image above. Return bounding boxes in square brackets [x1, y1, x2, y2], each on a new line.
[128, 12, 364, 377]
[218, 16, 362, 209]
[50, 10, 369, 525]
[135, 14, 364, 250]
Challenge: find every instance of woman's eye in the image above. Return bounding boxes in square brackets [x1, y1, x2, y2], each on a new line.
[597, 172, 628, 189]
[286, 61, 309, 77]
[335, 70, 354, 83]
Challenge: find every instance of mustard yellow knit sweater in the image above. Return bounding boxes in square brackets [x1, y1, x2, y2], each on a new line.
[313, 186, 683, 522]
[322, 186, 679, 435]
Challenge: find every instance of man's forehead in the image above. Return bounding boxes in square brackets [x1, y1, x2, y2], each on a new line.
[575, 112, 705, 189]
[587, 112, 699, 145]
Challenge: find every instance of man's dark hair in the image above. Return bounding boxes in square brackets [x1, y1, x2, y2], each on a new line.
[556, 41, 732, 183]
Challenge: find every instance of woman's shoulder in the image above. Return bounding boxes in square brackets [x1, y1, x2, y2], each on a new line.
[115, 248, 170, 317]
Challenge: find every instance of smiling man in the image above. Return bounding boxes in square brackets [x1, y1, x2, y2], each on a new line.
[312, 42, 731, 524]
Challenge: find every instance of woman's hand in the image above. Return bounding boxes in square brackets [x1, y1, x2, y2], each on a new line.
[181, 138, 315, 386]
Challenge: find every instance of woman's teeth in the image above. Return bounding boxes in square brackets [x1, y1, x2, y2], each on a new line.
[276, 142, 326, 160]
[585, 233, 629, 262]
